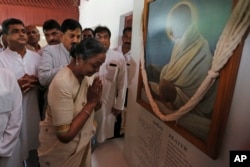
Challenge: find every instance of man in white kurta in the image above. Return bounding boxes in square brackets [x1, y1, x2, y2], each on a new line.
[0, 18, 41, 161]
[94, 26, 127, 143]
[115, 43, 135, 88]
[114, 27, 135, 137]
[0, 68, 23, 167]
[0, 48, 41, 160]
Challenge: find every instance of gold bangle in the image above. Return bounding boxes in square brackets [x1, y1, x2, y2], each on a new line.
[84, 109, 91, 116]
[55, 124, 70, 133]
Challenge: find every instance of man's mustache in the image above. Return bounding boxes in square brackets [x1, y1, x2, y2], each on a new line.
[50, 40, 58, 43]
[49, 40, 59, 44]
[124, 42, 131, 45]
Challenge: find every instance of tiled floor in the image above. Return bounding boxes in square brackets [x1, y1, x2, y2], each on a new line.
[25, 137, 128, 167]
[92, 137, 129, 167]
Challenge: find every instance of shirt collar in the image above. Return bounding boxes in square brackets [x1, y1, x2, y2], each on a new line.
[60, 43, 70, 56]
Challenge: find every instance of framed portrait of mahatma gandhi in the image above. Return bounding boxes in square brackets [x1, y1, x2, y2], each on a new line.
[137, 0, 249, 159]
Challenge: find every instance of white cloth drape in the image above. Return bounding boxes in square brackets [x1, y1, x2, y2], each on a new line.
[141, 0, 250, 121]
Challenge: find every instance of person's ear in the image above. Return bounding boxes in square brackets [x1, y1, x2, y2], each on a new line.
[3, 34, 9, 44]
[76, 56, 84, 66]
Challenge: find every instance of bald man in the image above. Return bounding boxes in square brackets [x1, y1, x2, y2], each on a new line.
[26, 25, 41, 52]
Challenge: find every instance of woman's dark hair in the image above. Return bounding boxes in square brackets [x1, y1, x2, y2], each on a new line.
[70, 38, 106, 60]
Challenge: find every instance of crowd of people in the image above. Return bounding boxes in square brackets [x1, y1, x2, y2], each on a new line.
[0, 17, 133, 167]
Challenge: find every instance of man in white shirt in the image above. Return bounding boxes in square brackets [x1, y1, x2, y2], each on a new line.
[114, 27, 135, 137]
[115, 27, 132, 63]
[94, 26, 127, 143]
[0, 68, 23, 167]
[114, 27, 134, 90]
[26, 25, 41, 52]
[0, 18, 41, 165]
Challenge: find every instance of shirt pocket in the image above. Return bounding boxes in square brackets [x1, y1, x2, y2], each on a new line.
[106, 63, 118, 82]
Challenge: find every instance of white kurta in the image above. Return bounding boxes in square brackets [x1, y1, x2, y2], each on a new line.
[95, 49, 127, 142]
[38, 43, 71, 87]
[115, 45, 136, 88]
[0, 68, 23, 167]
[0, 48, 41, 160]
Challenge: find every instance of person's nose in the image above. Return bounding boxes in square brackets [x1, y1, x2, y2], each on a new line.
[72, 36, 80, 43]
[125, 38, 131, 44]
[98, 37, 106, 43]
[29, 32, 35, 37]
[124, 38, 129, 42]
[19, 31, 26, 36]
[47, 35, 54, 41]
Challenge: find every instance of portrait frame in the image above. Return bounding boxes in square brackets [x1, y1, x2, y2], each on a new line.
[137, 0, 249, 159]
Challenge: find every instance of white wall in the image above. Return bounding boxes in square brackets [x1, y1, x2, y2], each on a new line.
[124, 0, 250, 166]
[79, 0, 134, 49]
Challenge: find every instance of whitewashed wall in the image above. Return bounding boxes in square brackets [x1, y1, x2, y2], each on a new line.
[79, 0, 134, 49]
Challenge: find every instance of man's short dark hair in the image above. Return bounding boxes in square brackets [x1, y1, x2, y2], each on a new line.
[1, 18, 25, 34]
[43, 19, 61, 32]
[94, 26, 111, 38]
[123, 27, 132, 35]
[61, 19, 82, 33]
